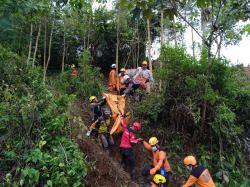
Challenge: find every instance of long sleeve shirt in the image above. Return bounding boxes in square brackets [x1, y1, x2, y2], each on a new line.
[133, 67, 154, 82]
[120, 118, 139, 148]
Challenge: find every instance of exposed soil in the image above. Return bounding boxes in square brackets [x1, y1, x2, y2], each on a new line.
[71, 99, 182, 187]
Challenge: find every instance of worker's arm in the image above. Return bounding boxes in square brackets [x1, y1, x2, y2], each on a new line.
[97, 97, 106, 106]
[133, 67, 141, 80]
[142, 140, 152, 151]
[153, 151, 165, 171]
[148, 70, 154, 82]
[182, 175, 198, 187]
[164, 158, 172, 172]
[129, 133, 139, 144]
[121, 117, 127, 129]
[89, 122, 96, 129]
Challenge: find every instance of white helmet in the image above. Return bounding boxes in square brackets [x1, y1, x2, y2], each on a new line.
[122, 75, 130, 84]
[111, 64, 116, 68]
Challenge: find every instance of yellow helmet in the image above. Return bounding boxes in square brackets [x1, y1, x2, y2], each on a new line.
[71, 64, 76, 68]
[149, 137, 159, 146]
[142, 61, 148, 65]
[153, 174, 166, 184]
[120, 68, 126, 72]
[183, 155, 197, 166]
[89, 96, 97, 103]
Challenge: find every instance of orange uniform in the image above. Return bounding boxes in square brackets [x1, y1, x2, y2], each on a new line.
[143, 141, 171, 172]
[109, 69, 117, 92]
[182, 165, 215, 187]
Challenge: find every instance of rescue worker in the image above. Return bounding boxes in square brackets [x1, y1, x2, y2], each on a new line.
[121, 75, 141, 97]
[182, 155, 215, 187]
[109, 64, 117, 93]
[120, 116, 142, 181]
[89, 96, 106, 137]
[119, 68, 127, 95]
[70, 64, 78, 77]
[87, 109, 114, 151]
[142, 137, 171, 187]
[133, 61, 154, 94]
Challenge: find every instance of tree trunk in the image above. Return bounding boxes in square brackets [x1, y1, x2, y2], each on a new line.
[200, 45, 212, 134]
[32, 24, 41, 67]
[160, 10, 164, 46]
[87, 0, 93, 49]
[27, 23, 33, 65]
[65, 44, 68, 63]
[43, 19, 55, 83]
[43, 23, 47, 82]
[173, 17, 177, 47]
[147, 19, 152, 73]
[137, 19, 140, 68]
[191, 27, 195, 58]
[115, 7, 120, 90]
[61, 24, 66, 73]
[201, 8, 209, 56]
[159, 9, 164, 91]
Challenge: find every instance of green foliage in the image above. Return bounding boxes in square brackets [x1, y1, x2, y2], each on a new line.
[137, 46, 250, 185]
[0, 46, 88, 186]
[54, 50, 104, 100]
[137, 94, 165, 122]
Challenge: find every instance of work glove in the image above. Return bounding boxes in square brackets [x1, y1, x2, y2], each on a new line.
[150, 168, 157, 175]
[137, 138, 144, 142]
[86, 130, 91, 137]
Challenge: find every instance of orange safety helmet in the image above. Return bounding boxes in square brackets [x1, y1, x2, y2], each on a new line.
[183, 155, 197, 166]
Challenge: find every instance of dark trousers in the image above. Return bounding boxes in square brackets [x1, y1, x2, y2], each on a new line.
[120, 148, 136, 180]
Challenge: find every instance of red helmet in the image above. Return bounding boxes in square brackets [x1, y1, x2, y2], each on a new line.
[132, 122, 142, 131]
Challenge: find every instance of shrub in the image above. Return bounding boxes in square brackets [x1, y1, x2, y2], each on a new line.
[0, 45, 88, 186]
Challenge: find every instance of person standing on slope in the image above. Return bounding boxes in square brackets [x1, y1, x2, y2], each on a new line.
[118, 68, 127, 95]
[87, 109, 114, 152]
[182, 155, 215, 187]
[133, 61, 154, 94]
[88, 96, 106, 137]
[120, 116, 142, 181]
[142, 137, 172, 187]
[109, 64, 118, 93]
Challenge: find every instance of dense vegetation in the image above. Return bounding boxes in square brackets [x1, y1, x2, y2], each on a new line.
[0, 0, 250, 186]
[137, 47, 250, 186]
[0, 46, 91, 186]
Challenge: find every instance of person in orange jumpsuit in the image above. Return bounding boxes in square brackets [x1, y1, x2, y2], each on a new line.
[182, 155, 215, 187]
[108, 64, 117, 93]
[141, 137, 172, 187]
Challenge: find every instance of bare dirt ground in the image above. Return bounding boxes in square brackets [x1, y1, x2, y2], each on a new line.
[71, 99, 181, 187]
